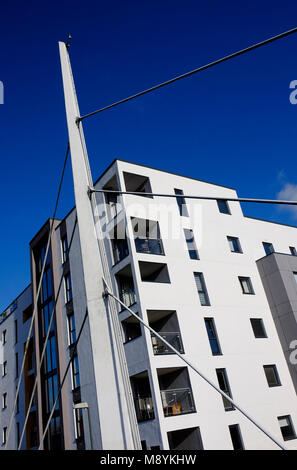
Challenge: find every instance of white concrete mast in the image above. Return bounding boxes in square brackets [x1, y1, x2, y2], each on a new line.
[58, 41, 140, 450]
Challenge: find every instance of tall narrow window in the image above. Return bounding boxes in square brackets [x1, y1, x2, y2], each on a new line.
[227, 236, 242, 253]
[278, 415, 296, 441]
[15, 353, 18, 378]
[204, 318, 222, 355]
[2, 330, 6, 345]
[174, 189, 188, 217]
[72, 355, 80, 389]
[263, 365, 281, 387]
[68, 313, 77, 345]
[65, 274, 73, 303]
[15, 320, 18, 344]
[238, 277, 254, 294]
[217, 199, 231, 214]
[2, 393, 7, 409]
[184, 229, 199, 260]
[2, 361, 7, 377]
[61, 236, 69, 263]
[263, 242, 274, 255]
[290, 246, 297, 256]
[194, 273, 210, 306]
[250, 318, 267, 338]
[216, 369, 234, 411]
[229, 424, 244, 450]
[16, 422, 20, 448]
[2, 427, 7, 445]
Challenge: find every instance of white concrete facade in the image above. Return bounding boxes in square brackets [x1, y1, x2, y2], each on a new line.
[91, 159, 297, 450]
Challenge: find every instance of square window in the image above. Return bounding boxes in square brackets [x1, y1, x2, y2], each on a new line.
[263, 365, 281, 387]
[250, 318, 267, 338]
[278, 415, 296, 441]
[217, 199, 231, 214]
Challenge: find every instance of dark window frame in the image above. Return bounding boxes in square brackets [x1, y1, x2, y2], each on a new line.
[263, 364, 281, 387]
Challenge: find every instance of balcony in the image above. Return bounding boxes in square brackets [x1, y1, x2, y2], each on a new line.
[161, 388, 195, 417]
[103, 175, 122, 221]
[112, 238, 129, 265]
[123, 172, 153, 198]
[167, 427, 203, 450]
[139, 261, 170, 283]
[135, 238, 164, 255]
[116, 264, 137, 309]
[134, 395, 155, 422]
[157, 367, 196, 418]
[130, 371, 155, 422]
[132, 217, 164, 256]
[148, 310, 184, 355]
[151, 332, 184, 355]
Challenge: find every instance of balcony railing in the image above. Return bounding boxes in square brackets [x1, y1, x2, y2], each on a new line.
[135, 238, 164, 255]
[151, 332, 184, 355]
[133, 395, 155, 422]
[160, 388, 195, 417]
[119, 288, 136, 308]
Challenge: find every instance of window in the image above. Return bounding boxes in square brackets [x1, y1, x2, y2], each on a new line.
[250, 318, 267, 338]
[15, 319, 18, 344]
[2, 393, 7, 409]
[74, 408, 85, 441]
[227, 236, 242, 253]
[15, 353, 18, 378]
[204, 318, 222, 355]
[263, 242, 274, 255]
[263, 365, 281, 387]
[229, 424, 244, 450]
[239, 277, 254, 294]
[217, 199, 231, 214]
[72, 355, 80, 389]
[194, 273, 210, 306]
[278, 415, 296, 441]
[2, 361, 7, 377]
[174, 189, 188, 217]
[2, 330, 6, 345]
[294, 272, 297, 283]
[184, 229, 199, 260]
[67, 313, 76, 345]
[290, 246, 297, 256]
[61, 236, 69, 263]
[65, 274, 73, 303]
[216, 369, 234, 411]
[23, 305, 33, 323]
[16, 422, 20, 448]
[2, 427, 7, 445]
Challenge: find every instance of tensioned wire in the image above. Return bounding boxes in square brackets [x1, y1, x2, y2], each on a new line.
[89, 188, 297, 207]
[17, 217, 78, 450]
[77, 26, 297, 122]
[5, 142, 70, 449]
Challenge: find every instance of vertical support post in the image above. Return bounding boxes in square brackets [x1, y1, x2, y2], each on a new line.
[58, 41, 137, 450]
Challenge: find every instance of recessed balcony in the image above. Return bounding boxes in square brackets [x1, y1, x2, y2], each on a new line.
[147, 310, 184, 355]
[116, 264, 137, 309]
[157, 367, 195, 418]
[123, 172, 153, 198]
[130, 371, 155, 422]
[131, 217, 164, 256]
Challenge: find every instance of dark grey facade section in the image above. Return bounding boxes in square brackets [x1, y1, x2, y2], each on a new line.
[257, 253, 297, 392]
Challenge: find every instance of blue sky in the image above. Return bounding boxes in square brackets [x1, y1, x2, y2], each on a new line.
[1, 0, 297, 311]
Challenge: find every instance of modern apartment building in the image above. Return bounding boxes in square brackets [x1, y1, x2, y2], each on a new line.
[2, 159, 297, 450]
